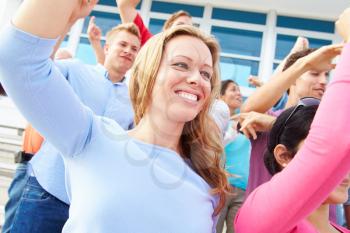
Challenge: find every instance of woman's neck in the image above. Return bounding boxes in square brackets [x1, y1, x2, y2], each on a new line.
[307, 204, 340, 233]
[128, 113, 184, 155]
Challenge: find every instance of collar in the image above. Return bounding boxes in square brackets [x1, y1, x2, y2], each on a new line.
[95, 64, 126, 86]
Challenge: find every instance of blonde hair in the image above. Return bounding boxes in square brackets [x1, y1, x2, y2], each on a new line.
[105, 23, 140, 45]
[129, 25, 231, 215]
[163, 10, 191, 31]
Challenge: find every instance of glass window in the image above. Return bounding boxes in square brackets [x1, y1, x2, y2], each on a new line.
[99, 0, 142, 9]
[220, 57, 259, 87]
[212, 8, 266, 25]
[83, 11, 121, 36]
[151, 1, 204, 17]
[76, 37, 98, 65]
[275, 34, 331, 60]
[149, 18, 165, 35]
[212, 26, 263, 57]
[149, 18, 200, 35]
[277, 15, 334, 33]
[273, 63, 280, 70]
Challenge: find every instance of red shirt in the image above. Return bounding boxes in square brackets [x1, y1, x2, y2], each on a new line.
[133, 13, 153, 46]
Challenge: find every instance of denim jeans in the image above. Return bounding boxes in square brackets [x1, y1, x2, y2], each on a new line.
[10, 176, 69, 233]
[2, 162, 29, 233]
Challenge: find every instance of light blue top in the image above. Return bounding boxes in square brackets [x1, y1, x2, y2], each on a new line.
[224, 122, 251, 190]
[272, 92, 288, 111]
[30, 59, 134, 204]
[0, 25, 218, 232]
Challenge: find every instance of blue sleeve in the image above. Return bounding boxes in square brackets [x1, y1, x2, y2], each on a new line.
[0, 25, 93, 156]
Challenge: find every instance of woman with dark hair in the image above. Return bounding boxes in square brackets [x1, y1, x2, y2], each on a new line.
[216, 79, 249, 233]
[234, 8, 350, 233]
[263, 102, 318, 176]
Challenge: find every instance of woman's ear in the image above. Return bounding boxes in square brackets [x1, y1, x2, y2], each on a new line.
[273, 144, 293, 169]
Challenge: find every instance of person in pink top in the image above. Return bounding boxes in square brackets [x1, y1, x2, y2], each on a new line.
[234, 8, 350, 233]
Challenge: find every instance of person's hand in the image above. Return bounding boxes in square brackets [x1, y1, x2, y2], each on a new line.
[336, 8, 350, 42]
[117, 0, 141, 9]
[290, 37, 309, 54]
[300, 44, 343, 72]
[87, 16, 102, 43]
[248, 75, 264, 88]
[232, 112, 276, 140]
[69, 0, 98, 25]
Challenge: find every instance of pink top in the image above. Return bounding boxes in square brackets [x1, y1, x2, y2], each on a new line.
[234, 43, 350, 233]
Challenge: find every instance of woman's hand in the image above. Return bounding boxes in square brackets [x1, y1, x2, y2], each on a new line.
[248, 75, 264, 88]
[69, 0, 98, 25]
[232, 112, 276, 140]
[336, 8, 350, 42]
[299, 44, 343, 73]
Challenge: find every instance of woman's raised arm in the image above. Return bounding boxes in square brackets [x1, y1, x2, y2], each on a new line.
[0, 0, 98, 156]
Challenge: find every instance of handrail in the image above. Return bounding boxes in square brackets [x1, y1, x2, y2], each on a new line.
[0, 124, 24, 136]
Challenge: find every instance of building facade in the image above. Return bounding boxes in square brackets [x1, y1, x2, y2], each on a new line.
[0, 0, 347, 96]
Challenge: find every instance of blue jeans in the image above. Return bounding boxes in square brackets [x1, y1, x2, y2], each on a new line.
[2, 162, 29, 233]
[10, 176, 69, 233]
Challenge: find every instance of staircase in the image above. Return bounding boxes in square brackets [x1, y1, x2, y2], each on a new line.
[0, 97, 26, 228]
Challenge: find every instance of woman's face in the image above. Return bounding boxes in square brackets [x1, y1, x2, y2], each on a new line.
[150, 35, 213, 123]
[221, 82, 242, 111]
[294, 70, 328, 99]
[325, 174, 350, 204]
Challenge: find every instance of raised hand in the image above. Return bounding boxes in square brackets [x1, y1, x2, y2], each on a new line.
[291, 37, 309, 54]
[300, 44, 343, 73]
[336, 8, 350, 42]
[69, 0, 98, 25]
[248, 75, 263, 88]
[87, 16, 102, 43]
[231, 112, 276, 140]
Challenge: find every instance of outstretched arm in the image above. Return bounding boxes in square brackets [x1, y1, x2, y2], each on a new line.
[241, 44, 338, 114]
[117, 0, 140, 23]
[117, 0, 152, 46]
[241, 37, 308, 113]
[0, 0, 97, 156]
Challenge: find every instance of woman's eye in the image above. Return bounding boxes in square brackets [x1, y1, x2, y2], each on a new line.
[174, 62, 189, 69]
[200, 71, 211, 80]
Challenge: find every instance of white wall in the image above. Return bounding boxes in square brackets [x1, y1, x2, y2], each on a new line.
[158, 0, 348, 20]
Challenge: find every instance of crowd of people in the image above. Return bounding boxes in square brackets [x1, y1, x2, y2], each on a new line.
[0, 0, 349, 232]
